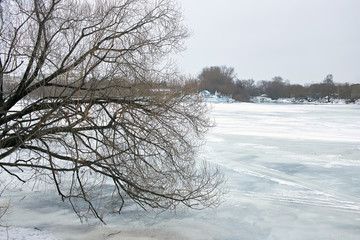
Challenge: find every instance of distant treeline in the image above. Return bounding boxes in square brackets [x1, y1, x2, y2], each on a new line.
[183, 66, 360, 102]
[5, 66, 360, 102]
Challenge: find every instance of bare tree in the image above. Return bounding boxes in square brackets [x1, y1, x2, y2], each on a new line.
[0, 0, 225, 222]
[198, 66, 237, 95]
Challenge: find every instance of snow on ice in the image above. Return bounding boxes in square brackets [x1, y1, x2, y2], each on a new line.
[1, 103, 360, 239]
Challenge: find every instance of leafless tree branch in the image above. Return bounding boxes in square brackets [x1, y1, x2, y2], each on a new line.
[0, 0, 226, 223]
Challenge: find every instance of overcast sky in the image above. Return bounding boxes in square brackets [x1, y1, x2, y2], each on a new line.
[175, 0, 360, 84]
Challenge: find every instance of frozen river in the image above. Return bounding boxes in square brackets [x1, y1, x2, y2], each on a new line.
[201, 103, 360, 239]
[1, 103, 360, 239]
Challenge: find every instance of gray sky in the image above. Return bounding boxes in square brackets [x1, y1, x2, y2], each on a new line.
[175, 0, 360, 84]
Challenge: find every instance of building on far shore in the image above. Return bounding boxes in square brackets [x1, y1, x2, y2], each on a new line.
[199, 90, 234, 103]
[250, 94, 272, 103]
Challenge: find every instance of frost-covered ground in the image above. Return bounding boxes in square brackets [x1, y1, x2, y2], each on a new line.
[1, 103, 360, 239]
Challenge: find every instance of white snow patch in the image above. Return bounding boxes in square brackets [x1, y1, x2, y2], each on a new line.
[0, 227, 60, 240]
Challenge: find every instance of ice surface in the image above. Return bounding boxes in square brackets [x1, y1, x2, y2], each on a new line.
[1, 103, 360, 239]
